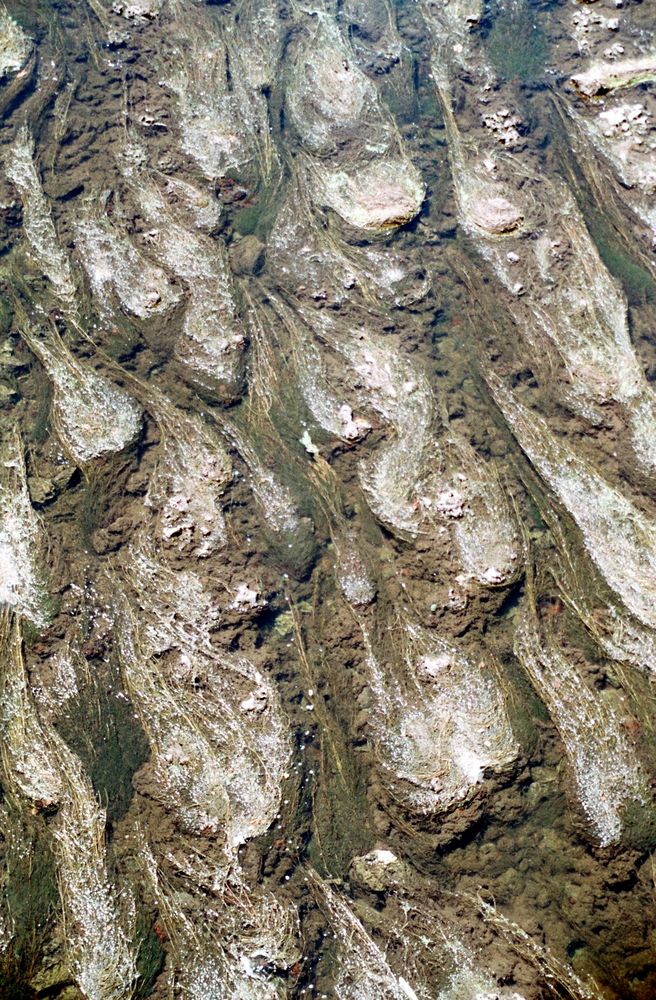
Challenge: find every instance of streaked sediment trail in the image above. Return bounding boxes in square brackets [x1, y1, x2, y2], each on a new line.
[1, 0, 656, 997]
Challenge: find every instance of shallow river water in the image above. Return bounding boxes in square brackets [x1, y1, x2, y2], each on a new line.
[1, 0, 656, 998]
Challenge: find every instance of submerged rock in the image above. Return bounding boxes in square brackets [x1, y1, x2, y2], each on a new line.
[111, 0, 161, 19]
[515, 599, 651, 847]
[230, 234, 265, 275]
[143, 391, 232, 557]
[571, 56, 656, 98]
[6, 129, 76, 304]
[22, 327, 142, 464]
[286, 10, 424, 234]
[326, 320, 434, 537]
[115, 542, 290, 851]
[318, 158, 425, 232]
[364, 622, 519, 817]
[471, 194, 524, 235]
[0, 428, 47, 625]
[336, 540, 377, 607]
[27, 474, 57, 506]
[163, 4, 278, 185]
[1, 620, 137, 999]
[491, 374, 656, 633]
[286, 15, 382, 157]
[75, 209, 181, 320]
[0, 8, 32, 81]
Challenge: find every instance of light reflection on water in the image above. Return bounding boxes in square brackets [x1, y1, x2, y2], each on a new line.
[1, 0, 656, 997]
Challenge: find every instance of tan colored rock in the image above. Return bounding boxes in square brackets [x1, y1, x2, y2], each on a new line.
[472, 195, 523, 234]
[0, 9, 32, 81]
[230, 234, 265, 275]
[571, 55, 656, 97]
[318, 158, 425, 232]
[111, 0, 160, 19]
[27, 476, 56, 506]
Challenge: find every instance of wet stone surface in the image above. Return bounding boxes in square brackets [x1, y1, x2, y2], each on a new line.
[1, 0, 656, 998]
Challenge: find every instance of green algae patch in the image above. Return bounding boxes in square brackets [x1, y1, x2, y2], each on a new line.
[233, 203, 263, 238]
[269, 600, 313, 639]
[498, 650, 548, 748]
[27, 370, 52, 445]
[60, 672, 150, 823]
[133, 915, 165, 999]
[308, 739, 373, 879]
[2, 817, 59, 992]
[77, 476, 109, 545]
[621, 799, 656, 854]
[483, 1, 548, 83]
[0, 296, 14, 336]
[584, 211, 656, 307]
[553, 121, 656, 307]
[233, 186, 283, 240]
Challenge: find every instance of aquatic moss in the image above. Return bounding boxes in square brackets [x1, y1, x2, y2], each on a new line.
[562, 148, 656, 306]
[0, 966, 38, 999]
[233, 189, 282, 240]
[60, 674, 149, 823]
[585, 215, 656, 307]
[0, 296, 14, 336]
[483, 1, 548, 83]
[621, 799, 656, 854]
[133, 916, 165, 999]
[28, 372, 51, 444]
[3, 821, 58, 987]
[309, 748, 372, 878]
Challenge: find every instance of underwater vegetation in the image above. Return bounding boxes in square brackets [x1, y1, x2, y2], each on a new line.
[1, 0, 656, 998]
